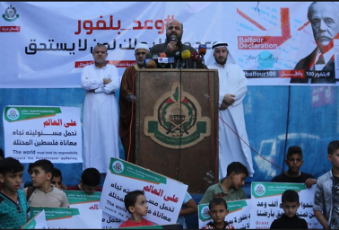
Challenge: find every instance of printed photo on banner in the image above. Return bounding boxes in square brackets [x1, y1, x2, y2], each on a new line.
[99, 157, 188, 225]
[3, 106, 82, 163]
[250, 182, 321, 229]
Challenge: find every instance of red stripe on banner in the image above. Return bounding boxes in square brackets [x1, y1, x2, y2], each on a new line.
[74, 60, 137, 68]
[278, 70, 305, 78]
[0, 26, 20, 32]
[236, 8, 267, 31]
[237, 8, 292, 50]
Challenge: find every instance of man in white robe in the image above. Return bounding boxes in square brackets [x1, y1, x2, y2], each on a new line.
[208, 42, 254, 179]
[81, 44, 120, 173]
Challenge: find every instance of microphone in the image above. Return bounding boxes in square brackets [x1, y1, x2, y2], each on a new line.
[152, 54, 159, 68]
[198, 44, 207, 65]
[144, 52, 153, 66]
[169, 34, 178, 44]
[159, 53, 166, 68]
[181, 50, 191, 69]
[174, 51, 182, 69]
[146, 59, 156, 68]
[190, 52, 200, 69]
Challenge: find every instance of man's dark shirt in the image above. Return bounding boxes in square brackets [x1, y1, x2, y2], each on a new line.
[150, 41, 205, 68]
[270, 214, 308, 229]
[272, 172, 313, 183]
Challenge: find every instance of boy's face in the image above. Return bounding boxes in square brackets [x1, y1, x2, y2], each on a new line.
[31, 166, 52, 187]
[328, 149, 339, 170]
[231, 172, 247, 190]
[51, 176, 62, 190]
[280, 201, 300, 218]
[286, 153, 303, 173]
[129, 194, 148, 216]
[208, 204, 229, 225]
[80, 180, 98, 195]
[0, 171, 23, 192]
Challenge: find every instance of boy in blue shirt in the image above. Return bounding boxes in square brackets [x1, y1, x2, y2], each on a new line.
[0, 157, 29, 229]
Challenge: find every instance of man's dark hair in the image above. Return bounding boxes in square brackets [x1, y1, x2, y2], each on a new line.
[209, 197, 227, 210]
[52, 168, 62, 181]
[32, 159, 54, 174]
[328, 140, 339, 155]
[0, 157, 24, 175]
[81, 168, 100, 187]
[282, 190, 299, 203]
[226, 162, 249, 177]
[124, 190, 144, 213]
[286, 146, 303, 159]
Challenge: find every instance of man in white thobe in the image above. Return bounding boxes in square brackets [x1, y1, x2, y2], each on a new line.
[208, 41, 254, 179]
[81, 44, 120, 173]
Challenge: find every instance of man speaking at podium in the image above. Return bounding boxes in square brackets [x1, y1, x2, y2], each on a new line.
[119, 42, 150, 163]
[150, 19, 204, 69]
[208, 42, 254, 179]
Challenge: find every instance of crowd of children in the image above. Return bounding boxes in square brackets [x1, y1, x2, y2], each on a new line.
[0, 140, 339, 229]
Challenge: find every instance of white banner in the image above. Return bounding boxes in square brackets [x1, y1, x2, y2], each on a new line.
[250, 182, 320, 229]
[29, 207, 102, 229]
[21, 210, 48, 229]
[198, 199, 251, 229]
[99, 158, 188, 225]
[1, 2, 338, 87]
[3, 106, 82, 163]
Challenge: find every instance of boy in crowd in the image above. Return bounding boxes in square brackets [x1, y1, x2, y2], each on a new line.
[0, 157, 29, 229]
[314, 140, 339, 229]
[270, 190, 308, 229]
[119, 190, 154, 227]
[199, 162, 248, 204]
[272, 146, 317, 188]
[51, 168, 67, 190]
[67, 167, 102, 194]
[202, 198, 234, 229]
[24, 159, 69, 208]
[177, 192, 198, 229]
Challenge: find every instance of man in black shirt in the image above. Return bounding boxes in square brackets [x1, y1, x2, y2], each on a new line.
[150, 19, 205, 69]
[270, 190, 308, 229]
[272, 146, 317, 188]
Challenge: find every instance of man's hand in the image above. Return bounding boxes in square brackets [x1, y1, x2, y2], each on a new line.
[166, 41, 177, 53]
[220, 101, 229, 110]
[305, 178, 317, 188]
[223, 94, 235, 105]
[103, 78, 112, 84]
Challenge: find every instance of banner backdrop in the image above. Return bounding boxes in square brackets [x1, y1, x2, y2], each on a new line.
[1, 2, 339, 88]
[3, 106, 82, 163]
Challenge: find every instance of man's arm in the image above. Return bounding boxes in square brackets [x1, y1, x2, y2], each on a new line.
[314, 210, 329, 229]
[179, 198, 198, 216]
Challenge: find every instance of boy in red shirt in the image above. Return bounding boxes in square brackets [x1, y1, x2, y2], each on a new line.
[119, 190, 154, 227]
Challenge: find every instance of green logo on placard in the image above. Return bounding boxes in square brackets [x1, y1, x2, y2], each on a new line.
[144, 82, 211, 149]
[109, 158, 167, 184]
[4, 106, 61, 122]
[2, 5, 19, 22]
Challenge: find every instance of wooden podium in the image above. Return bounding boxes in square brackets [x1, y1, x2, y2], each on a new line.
[135, 69, 219, 193]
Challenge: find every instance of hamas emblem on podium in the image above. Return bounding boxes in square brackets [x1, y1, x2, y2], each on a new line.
[144, 82, 211, 149]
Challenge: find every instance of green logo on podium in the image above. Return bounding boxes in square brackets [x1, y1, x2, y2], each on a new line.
[144, 82, 211, 149]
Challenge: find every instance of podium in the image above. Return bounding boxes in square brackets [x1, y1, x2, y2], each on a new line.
[135, 69, 219, 193]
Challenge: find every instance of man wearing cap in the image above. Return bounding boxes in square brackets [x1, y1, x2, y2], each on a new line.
[208, 42, 254, 179]
[119, 42, 149, 163]
[81, 44, 121, 174]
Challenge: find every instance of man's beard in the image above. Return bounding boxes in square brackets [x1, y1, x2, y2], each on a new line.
[216, 57, 227, 65]
[166, 33, 182, 44]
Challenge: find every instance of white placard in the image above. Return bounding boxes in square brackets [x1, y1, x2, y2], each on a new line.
[3, 106, 82, 163]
